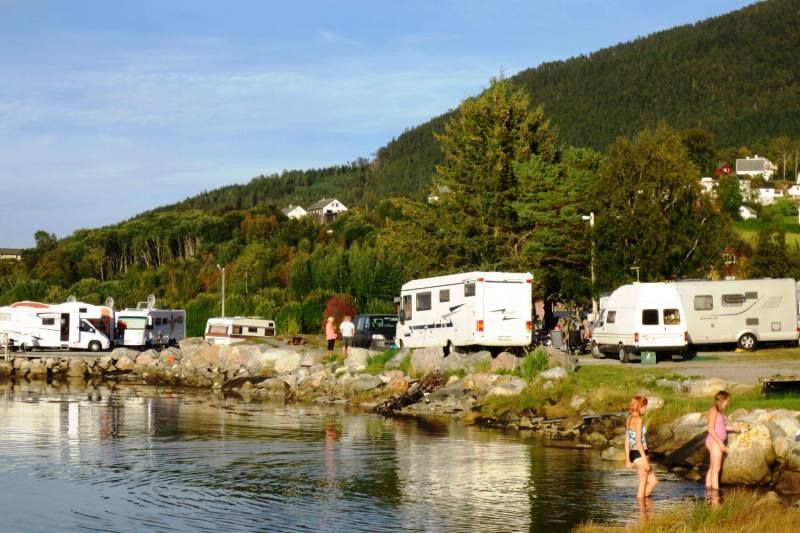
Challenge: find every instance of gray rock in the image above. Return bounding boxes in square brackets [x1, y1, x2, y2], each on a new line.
[301, 352, 325, 367]
[67, 357, 87, 377]
[570, 395, 587, 410]
[490, 352, 519, 373]
[96, 355, 114, 370]
[111, 347, 141, 361]
[178, 337, 207, 360]
[721, 423, 775, 485]
[135, 352, 158, 367]
[410, 347, 445, 375]
[486, 377, 528, 397]
[385, 348, 410, 370]
[345, 348, 370, 372]
[115, 355, 135, 371]
[540, 367, 568, 381]
[349, 374, 384, 393]
[442, 351, 491, 373]
[255, 377, 290, 396]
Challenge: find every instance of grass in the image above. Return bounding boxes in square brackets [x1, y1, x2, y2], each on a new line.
[518, 346, 550, 380]
[575, 489, 800, 532]
[365, 349, 399, 375]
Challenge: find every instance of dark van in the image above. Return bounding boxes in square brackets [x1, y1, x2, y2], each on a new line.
[353, 314, 398, 350]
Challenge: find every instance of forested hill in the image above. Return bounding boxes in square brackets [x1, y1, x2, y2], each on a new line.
[155, 0, 798, 214]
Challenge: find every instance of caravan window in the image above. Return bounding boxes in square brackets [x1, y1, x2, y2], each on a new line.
[247, 327, 259, 334]
[42, 318, 55, 326]
[606, 311, 616, 324]
[439, 289, 450, 303]
[663, 309, 681, 325]
[694, 295, 713, 311]
[402, 295, 413, 320]
[207, 325, 228, 335]
[464, 282, 475, 297]
[722, 294, 745, 307]
[233, 326, 243, 335]
[642, 309, 659, 325]
[416, 292, 432, 311]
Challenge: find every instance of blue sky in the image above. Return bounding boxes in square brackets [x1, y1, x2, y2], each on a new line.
[0, 0, 754, 247]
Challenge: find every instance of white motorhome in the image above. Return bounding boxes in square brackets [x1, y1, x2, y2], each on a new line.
[395, 271, 533, 353]
[591, 283, 687, 362]
[674, 278, 799, 350]
[0, 300, 113, 352]
[204, 317, 276, 345]
[116, 297, 185, 348]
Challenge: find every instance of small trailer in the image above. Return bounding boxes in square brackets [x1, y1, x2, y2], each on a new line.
[395, 271, 533, 353]
[0, 300, 113, 352]
[674, 278, 799, 350]
[116, 296, 185, 349]
[204, 317, 276, 345]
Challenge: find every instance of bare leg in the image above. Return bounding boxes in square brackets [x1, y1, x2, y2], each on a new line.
[636, 460, 649, 499]
[707, 444, 724, 491]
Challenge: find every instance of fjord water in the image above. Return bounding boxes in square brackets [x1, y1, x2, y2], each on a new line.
[0, 382, 701, 532]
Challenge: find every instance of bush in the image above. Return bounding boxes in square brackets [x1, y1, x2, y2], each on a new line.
[301, 289, 334, 333]
[519, 346, 549, 380]
[184, 293, 219, 337]
[322, 293, 358, 330]
[275, 302, 304, 335]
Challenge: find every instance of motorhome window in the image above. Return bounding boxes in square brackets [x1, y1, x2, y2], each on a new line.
[464, 282, 475, 297]
[154, 318, 162, 326]
[694, 295, 713, 311]
[176, 316, 183, 324]
[208, 325, 227, 335]
[0, 313, 10, 321]
[80, 321, 93, 332]
[606, 311, 616, 324]
[642, 309, 659, 325]
[439, 289, 450, 303]
[402, 295, 412, 320]
[79, 307, 87, 313]
[233, 326, 243, 335]
[663, 309, 681, 325]
[42, 317, 55, 326]
[722, 294, 745, 307]
[416, 292, 432, 311]
[119, 317, 146, 329]
[745, 291, 758, 299]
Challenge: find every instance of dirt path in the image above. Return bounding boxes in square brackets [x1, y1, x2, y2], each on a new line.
[578, 347, 800, 385]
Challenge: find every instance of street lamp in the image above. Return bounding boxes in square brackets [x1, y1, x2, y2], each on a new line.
[216, 264, 226, 317]
[581, 211, 597, 317]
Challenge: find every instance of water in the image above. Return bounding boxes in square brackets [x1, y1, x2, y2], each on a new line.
[0, 381, 705, 532]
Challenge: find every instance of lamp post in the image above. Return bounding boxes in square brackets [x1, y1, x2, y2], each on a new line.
[216, 264, 226, 317]
[581, 212, 597, 317]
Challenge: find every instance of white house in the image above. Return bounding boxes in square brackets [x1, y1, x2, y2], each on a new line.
[736, 155, 778, 180]
[281, 205, 307, 220]
[786, 184, 800, 199]
[739, 205, 757, 220]
[427, 185, 451, 203]
[307, 198, 348, 224]
[0, 248, 22, 261]
[757, 187, 777, 205]
[699, 177, 715, 195]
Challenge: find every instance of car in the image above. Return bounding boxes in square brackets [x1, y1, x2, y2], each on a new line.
[353, 314, 398, 350]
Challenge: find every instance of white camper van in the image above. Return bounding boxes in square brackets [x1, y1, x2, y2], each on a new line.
[0, 300, 113, 352]
[674, 278, 799, 350]
[204, 317, 276, 345]
[395, 271, 533, 353]
[116, 296, 185, 349]
[591, 283, 687, 362]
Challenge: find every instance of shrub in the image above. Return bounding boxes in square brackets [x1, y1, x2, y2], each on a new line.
[519, 346, 549, 380]
[275, 302, 304, 335]
[301, 289, 334, 333]
[322, 293, 358, 330]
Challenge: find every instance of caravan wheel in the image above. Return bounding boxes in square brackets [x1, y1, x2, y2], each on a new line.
[738, 333, 757, 351]
[618, 345, 630, 364]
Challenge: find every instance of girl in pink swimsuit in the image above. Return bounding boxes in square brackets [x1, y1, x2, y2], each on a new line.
[705, 390, 740, 491]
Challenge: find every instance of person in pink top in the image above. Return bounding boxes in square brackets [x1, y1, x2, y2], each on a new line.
[325, 316, 337, 356]
[705, 390, 741, 491]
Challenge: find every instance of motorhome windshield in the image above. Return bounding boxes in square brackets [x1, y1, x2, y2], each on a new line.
[118, 316, 146, 330]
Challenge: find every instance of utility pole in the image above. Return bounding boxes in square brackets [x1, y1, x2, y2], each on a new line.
[216, 264, 226, 317]
[581, 212, 597, 317]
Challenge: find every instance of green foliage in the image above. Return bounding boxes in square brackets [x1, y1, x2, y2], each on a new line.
[518, 347, 550, 380]
[275, 302, 304, 336]
[717, 174, 743, 219]
[184, 293, 218, 337]
[749, 227, 799, 278]
[365, 349, 399, 375]
[301, 289, 335, 333]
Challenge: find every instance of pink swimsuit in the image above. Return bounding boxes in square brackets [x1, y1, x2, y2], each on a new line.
[705, 409, 727, 446]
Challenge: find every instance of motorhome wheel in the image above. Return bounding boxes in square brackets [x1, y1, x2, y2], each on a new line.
[591, 341, 604, 359]
[618, 345, 630, 364]
[738, 333, 757, 351]
[18, 342, 27, 353]
[88, 341, 101, 352]
[445, 340, 455, 356]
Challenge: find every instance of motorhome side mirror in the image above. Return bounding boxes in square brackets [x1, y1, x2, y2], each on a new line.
[399, 310, 405, 324]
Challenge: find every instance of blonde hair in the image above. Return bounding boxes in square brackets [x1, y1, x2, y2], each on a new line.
[714, 390, 731, 410]
[629, 395, 648, 414]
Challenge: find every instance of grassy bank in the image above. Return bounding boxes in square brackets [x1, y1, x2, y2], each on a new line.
[576, 490, 800, 532]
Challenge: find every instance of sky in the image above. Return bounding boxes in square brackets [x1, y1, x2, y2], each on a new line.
[0, 0, 755, 248]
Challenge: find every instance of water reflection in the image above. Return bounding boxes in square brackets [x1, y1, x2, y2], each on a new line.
[0, 381, 705, 532]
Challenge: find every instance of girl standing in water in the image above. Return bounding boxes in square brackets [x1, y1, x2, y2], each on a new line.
[625, 395, 658, 499]
[705, 390, 740, 491]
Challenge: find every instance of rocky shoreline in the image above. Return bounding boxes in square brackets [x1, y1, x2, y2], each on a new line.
[4, 337, 800, 496]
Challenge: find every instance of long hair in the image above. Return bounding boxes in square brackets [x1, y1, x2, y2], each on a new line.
[714, 390, 731, 410]
[629, 395, 648, 414]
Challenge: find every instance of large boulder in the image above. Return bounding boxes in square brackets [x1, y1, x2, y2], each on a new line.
[67, 357, 87, 378]
[274, 352, 301, 374]
[540, 367, 568, 381]
[345, 348, 370, 372]
[410, 347, 445, 375]
[721, 423, 776, 485]
[183, 343, 221, 370]
[255, 377, 291, 397]
[115, 355, 135, 371]
[490, 352, 518, 373]
[441, 351, 491, 373]
[686, 378, 729, 398]
[178, 337, 207, 359]
[463, 372, 495, 393]
[111, 347, 141, 361]
[385, 348, 410, 370]
[349, 374, 384, 393]
[486, 377, 528, 397]
[136, 350, 159, 367]
[385, 377, 409, 396]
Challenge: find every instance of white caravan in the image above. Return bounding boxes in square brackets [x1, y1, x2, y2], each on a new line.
[116, 296, 185, 348]
[674, 278, 799, 350]
[0, 300, 113, 352]
[591, 283, 687, 362]
[395, 271, 533, 353]
[204, 317, 276, 345]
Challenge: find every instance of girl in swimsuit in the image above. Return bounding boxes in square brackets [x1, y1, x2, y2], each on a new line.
[624, 395, 658, 499]
[705, 390, 740, 491]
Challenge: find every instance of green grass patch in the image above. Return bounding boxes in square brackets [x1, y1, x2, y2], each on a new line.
[364, 349, 399, 375]
[518, 346, 550, 380]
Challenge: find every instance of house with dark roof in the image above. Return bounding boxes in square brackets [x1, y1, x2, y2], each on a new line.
[306, 198, 347, 224]
[281, 204, 307, 220]
[0, 248, 23, 261]
[736, 155, 777, 180]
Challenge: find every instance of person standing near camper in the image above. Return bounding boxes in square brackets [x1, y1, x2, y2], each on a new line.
[339, 315, 355, 355]
[625, 395, 658, 499]
[325, 316, 337, 356]
[705, 390, 740, 492]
